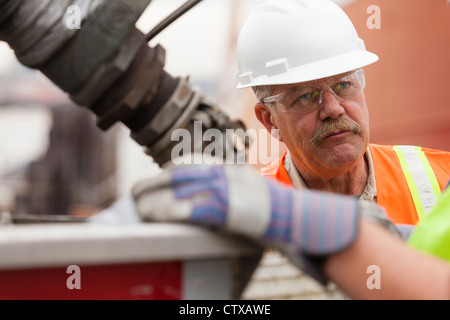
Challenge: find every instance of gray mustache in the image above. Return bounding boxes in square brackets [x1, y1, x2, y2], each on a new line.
[311, 118, 361, 146]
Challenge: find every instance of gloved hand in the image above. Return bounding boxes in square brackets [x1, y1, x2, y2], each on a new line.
[132, 164, 392, 284]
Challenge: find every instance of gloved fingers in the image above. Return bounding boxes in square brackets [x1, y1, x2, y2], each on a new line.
[395, 224, 415, 240]
[132, 164, 230, 224]
[291, 191, 359, 256]
[132, 165, 223, 200]
[132, 169, 173, 199]
[223, 165, 272, 238]
[134, 186, 193, 222]
[133, 164, 225, 192]
[189, 201, 227, 227]
[173, 182, 210, 200]
[171, 165, 225, 184]
[134, 164, 282, 242]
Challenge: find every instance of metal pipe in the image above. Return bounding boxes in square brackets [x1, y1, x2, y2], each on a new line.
[0, 0, 249, 166]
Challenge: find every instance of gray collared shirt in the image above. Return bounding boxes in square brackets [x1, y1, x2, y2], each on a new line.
[283, 148, 378, 202]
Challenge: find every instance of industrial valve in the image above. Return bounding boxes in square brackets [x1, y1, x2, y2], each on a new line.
[0, 0, 249, 166]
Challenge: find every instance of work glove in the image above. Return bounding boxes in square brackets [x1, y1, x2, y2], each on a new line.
[132, 164, 397, 285]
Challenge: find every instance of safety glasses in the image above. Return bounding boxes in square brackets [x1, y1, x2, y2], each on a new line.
[262, 69, 366, 112]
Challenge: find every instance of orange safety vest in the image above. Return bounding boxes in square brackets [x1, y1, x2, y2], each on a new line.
[260, 144, 450, 225]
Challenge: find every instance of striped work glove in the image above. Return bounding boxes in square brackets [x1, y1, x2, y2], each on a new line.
[132, 164, 389, 284]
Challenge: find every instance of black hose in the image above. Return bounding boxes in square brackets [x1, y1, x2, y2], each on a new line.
[145, 0, 203, 42]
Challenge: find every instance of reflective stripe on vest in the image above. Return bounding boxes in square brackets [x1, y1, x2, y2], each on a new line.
[393, 145, 441, 221]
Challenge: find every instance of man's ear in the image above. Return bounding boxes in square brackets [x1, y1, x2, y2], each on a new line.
[254, 102, 282, 141]
[255, 102, 276, 131]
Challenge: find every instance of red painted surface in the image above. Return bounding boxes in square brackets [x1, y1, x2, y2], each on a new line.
[0, 261, 183, 300]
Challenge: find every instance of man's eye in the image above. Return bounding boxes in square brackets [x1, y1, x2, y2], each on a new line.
[335, 82, 351, 90]
[298, 93, 313, 101]
[298, 90, 320, 102]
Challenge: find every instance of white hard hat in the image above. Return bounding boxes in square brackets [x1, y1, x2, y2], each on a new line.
[236, 0, 379, 88]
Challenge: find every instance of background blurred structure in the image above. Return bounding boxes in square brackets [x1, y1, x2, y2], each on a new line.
[0, 0, 448, 300]
[346, 0, 450, 151]
[15, 104, 118, 219]
[0, 55, 118, 220]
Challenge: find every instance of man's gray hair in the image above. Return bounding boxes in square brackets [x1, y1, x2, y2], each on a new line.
[253, 85, 273, 103]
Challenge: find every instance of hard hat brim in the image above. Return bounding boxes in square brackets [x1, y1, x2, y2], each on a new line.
[237, 50, 379, 89]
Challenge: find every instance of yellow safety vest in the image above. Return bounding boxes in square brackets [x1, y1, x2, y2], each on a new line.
[393, 146, 442, 220]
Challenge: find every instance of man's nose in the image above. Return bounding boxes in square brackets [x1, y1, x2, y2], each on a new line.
[318, 88, 345, 121]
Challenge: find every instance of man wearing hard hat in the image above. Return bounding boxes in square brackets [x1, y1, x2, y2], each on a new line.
[236, 0, 450, 226]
